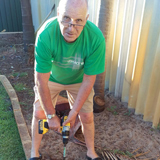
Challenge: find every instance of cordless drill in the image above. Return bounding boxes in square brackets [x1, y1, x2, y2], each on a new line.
[38, 115, 70, 160]
[61, 115, 70, 160]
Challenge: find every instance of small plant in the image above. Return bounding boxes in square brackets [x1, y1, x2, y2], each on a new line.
[19, 72, 28, 77]
[19, 101, 28, 106]
[12, 45, 17, 53]
[20, 101, 32, 111]
[113, 149, 125, 155]
[125, 151, 134, 158]
[11, 72, 28, 78]
[150, 123, 160, 132]
[14, 83, 27, 92]
[123, 110, 132, 116]
[28, 88, 34, 97]
[107, 106, 118, 115]
[112, 149, 134, 158]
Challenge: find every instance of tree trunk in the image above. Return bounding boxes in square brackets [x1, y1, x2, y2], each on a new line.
[20, 0, 35, 52]
[93, 0, 114, 113]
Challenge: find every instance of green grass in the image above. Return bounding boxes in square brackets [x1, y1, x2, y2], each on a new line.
[13, 83, 34, 98]
[12, 72, 28, 78]
[13, 83, 27, 92]
[0, 82, 26, 160]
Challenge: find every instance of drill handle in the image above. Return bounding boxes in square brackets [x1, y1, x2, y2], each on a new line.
[38, 119, 49, 134]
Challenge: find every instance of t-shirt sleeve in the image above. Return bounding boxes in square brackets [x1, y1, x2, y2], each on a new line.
[84, 39, 106, 75]
[34, 34, 52, 73]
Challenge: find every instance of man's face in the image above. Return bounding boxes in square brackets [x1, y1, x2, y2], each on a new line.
[57, 1, 89, 43]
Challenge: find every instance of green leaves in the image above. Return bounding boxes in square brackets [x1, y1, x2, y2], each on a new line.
[107, 106, 118, 115]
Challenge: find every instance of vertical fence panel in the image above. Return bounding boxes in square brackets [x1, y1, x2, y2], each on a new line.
[135, 0, 160, 114]
[10, 0, 18, 31]
[30, 0, 59, 32]
[0, 0, 22, 32]
[115, 0, 128, 97]
[142, 1, 160, 121]
[0, 12, 3, 30]
[0, 0, 9, 31]
[144, 33, 160, 121]
[127, 0, 146, 109]
[121, 0, 137, 102]
[105, 0, 118, 89]
[4, 0, 13, 31]
[14, 0, 22, 31]
[153, 90, 160, 127]
[109, 0, 120, 93]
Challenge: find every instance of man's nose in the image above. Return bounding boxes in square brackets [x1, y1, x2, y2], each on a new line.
[68, 24, 75, 31]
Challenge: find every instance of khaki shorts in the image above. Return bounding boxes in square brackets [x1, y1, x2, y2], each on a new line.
[33, 81, 94, 113]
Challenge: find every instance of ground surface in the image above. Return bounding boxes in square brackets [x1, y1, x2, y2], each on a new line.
[0, 44, 160, 160]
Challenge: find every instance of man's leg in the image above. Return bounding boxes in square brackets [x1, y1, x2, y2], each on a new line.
[66, 84, 99, 158]
[31, 110, 46, 158]
[79, 112, 99, 159]
[30, 82, 62, 158]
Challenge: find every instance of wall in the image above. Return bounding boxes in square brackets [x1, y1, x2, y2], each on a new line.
[105, 0, 160, 127]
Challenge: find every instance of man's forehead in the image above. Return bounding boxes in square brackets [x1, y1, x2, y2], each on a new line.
[58, 2, 88, 19]
[58, 0, 88, 13]
[61, 11, 86, 19]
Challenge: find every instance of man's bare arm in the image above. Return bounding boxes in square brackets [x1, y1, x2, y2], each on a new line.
[35, 71, 60, 131]
[35, 71, 55, 115]
[73, 74, 96, 113]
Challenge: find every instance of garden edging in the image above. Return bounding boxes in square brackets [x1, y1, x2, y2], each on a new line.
[0, 75, 31, 160]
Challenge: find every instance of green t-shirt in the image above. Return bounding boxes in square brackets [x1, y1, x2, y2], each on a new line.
[35, 17, 105, 85]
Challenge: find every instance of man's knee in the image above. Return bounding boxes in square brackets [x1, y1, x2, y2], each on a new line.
[79, 112, 94, 124]
[33, 110, 46, 120]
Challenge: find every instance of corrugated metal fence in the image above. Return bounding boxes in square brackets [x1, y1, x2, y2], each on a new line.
[30, 0, 160, 127]
[0, 0, 22, 32]
[105, 0, 160, 127]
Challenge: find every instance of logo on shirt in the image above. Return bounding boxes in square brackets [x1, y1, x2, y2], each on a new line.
[53, 54, 84, 70]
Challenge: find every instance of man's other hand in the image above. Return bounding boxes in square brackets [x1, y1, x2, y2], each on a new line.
[47, 116, 61, 132]
[63, 110, 78, 128]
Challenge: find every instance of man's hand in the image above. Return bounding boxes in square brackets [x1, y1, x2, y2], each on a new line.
[63, 110, 78, 128]
[47, 116, 61, 132]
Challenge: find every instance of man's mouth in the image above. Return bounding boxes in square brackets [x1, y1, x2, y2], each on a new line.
[67, 32, 74, 36]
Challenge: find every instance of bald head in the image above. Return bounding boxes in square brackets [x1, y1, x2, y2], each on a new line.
[58, 0, 88, 16]
[57, 0, 89, 43]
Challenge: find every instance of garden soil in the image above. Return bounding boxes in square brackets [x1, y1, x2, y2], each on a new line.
[0, 44, 160, 160]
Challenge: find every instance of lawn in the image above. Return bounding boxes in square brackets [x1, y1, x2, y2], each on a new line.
[0, 82, 26, 160]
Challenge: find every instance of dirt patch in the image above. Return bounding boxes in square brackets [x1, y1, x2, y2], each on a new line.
[0, 41, 160, 160]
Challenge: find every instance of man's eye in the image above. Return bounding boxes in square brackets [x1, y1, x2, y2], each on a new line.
[76, 19, 82, 23]
[63, 16, 70, 22]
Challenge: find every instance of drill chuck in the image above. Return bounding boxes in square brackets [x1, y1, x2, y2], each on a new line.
[62, 125, 70, 144]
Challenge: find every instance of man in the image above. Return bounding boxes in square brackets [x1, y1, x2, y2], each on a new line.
[30, 0, 105, 159]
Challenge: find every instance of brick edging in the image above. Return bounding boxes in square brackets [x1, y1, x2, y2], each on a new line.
[0, 75, 31, 160]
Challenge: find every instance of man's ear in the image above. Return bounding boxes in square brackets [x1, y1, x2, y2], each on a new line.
[57, 7, 59, 16]
[86, 14, 89, 20]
